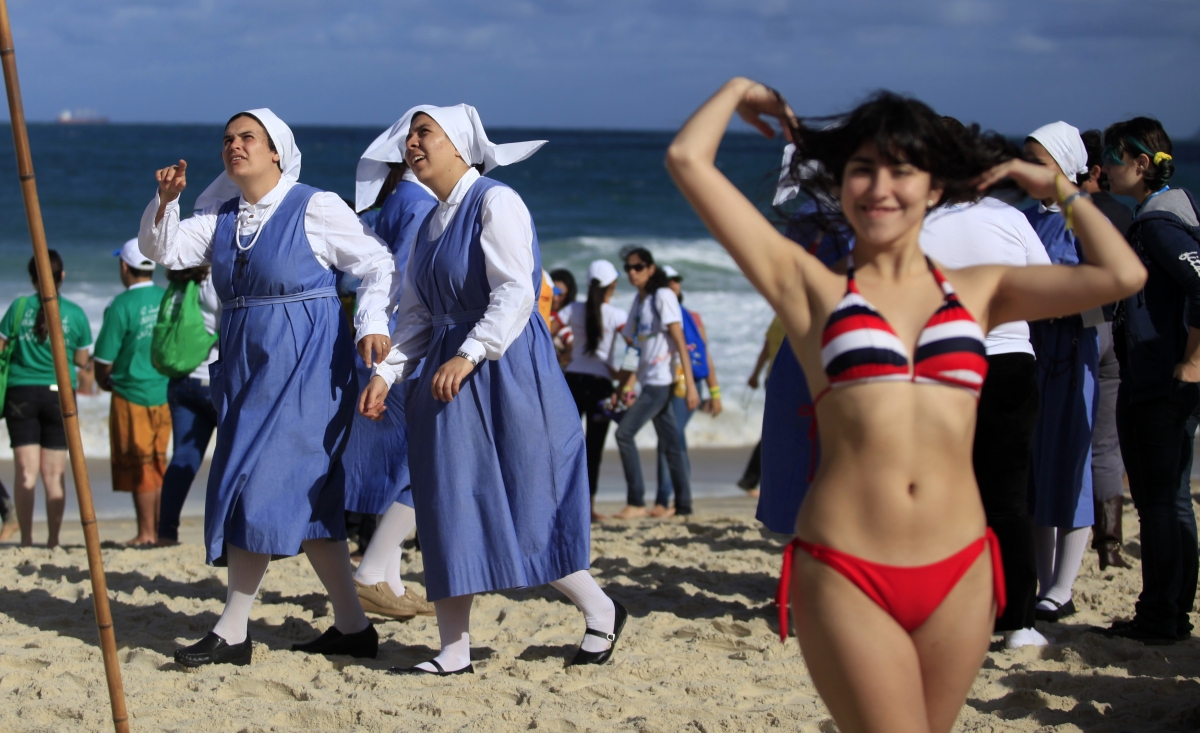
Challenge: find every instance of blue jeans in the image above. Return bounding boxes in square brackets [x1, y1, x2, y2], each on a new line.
[615, 384, 692, 513]
[158, 377, 218, 541]
[1116, 380, 1200, 635]
[655, 395, 694, 508]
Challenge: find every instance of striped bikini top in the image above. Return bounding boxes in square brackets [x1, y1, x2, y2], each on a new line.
[819, 256, 988, 398]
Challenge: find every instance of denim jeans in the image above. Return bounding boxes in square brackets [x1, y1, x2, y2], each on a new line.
[615, 384, 692, 513]
[1116, 379, 1200, 635]
[158, 377, 218, 541]
[655, 395, 694, 508]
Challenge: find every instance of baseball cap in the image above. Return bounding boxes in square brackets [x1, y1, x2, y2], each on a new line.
[113, 238, 155, 271]
[587, 259, 619, 288]
[662, 265, 683, 281]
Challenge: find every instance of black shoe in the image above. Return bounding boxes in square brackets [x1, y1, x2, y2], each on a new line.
[1034, 598, 1076, 622]
[291, 624, 378, 658]
[174, 631, 253, 668]
[568, 599, 627, 667]
[388, 659, 474, 676]
[1098, 618, 1178, 646]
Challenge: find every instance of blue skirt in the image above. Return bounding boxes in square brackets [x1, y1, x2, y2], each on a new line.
[342, 356, 413, 514]
[756, 338, 819, 535]
[406, 314, 591, 601]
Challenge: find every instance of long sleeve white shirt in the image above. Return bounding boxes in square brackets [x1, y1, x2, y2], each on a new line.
[138, 178, 395, 341]
[374, 168, 536, 387]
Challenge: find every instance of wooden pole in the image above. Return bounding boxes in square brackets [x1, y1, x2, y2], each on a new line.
[0, 3, 131, 732]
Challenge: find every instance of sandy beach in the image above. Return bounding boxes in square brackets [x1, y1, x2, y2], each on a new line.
[1, 454, 1198, 732]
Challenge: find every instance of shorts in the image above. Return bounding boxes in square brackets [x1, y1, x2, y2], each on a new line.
[109, 392, 171, 494]
[3, 384, 67, 450]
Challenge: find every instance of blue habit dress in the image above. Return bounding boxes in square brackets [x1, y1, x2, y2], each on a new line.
[756, 203, 854, 534]
[205, 184, 357, 565]
[404, 176, 591, 601]
[1025, 207, 1098, 529]
[342, 181, 437, 514]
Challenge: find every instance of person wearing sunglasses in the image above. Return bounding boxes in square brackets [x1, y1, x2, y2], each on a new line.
[611, 246, 700, 519]
[1098, 117, 1200, 645]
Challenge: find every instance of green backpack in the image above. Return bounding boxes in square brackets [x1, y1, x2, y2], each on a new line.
[0, 296, 29, 414]
[151, 281, 218, 379]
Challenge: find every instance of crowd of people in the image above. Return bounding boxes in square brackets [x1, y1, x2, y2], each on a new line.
[0, 81, 1195, 731]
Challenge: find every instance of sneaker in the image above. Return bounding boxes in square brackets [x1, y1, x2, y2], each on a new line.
[355, 580, 435, 619]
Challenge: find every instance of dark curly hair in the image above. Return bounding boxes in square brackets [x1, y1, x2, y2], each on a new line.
[1102, 117, 1173, 192]
[781, 91, 1017, 213]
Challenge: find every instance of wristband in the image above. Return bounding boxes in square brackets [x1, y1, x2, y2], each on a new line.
[708, 386, 722, 399]
[455, 350, 480, 367]
[1059, 190, 1091, 232]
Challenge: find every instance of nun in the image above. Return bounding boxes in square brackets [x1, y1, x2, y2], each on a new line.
[359, 105, 625, 676]
[138, 109, 395, 667]
[1022, 121, 1100, 624]
[343, 108, 439, 620]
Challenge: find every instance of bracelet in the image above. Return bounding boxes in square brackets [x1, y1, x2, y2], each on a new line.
[1060, 189, 1091, 232]
[455, 350, 480, 367]
[708, 386, 722, 399]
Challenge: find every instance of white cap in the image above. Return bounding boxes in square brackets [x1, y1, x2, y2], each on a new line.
[587, 260, 619, 288]
[662, 265, 682, 281]
[114, 238, 155, 272]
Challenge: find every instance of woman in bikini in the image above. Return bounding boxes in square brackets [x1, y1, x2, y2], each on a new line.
[666, 78, 1144, 733]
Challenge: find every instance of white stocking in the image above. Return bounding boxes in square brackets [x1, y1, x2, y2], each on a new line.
[302, 539, 369, 634]
[353, 502, 415, 596]
[551, 570, 616, 653]
[212, 545, 270, 645]
[1040, 526, 1090, 607]
[417, 594, 473, 672]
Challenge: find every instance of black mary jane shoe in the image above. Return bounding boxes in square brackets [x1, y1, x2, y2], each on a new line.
[291, 624, 378, 659]
[388, 659, 474, 676]
[568, 599, 628, 667]
[1034, 597, 1076, 623]
[174, 631, 253, 668]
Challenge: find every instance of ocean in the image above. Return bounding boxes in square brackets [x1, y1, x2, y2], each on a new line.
[0, 125, 1197, 466]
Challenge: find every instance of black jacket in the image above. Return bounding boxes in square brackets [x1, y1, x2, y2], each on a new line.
[1114, 188, 1200, 402]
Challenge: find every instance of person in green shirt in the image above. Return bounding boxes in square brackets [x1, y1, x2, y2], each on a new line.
[0, 250, 93, 547]
[93, 239, 171, 546]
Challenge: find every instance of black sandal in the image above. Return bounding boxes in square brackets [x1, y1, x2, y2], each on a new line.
[389, 659, 474, 676]
[1034, 597, 1076, 622]
[568, 600, 628, 666]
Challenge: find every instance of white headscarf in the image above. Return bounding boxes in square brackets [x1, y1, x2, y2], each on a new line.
[355, 104, 545, 211]
[194, 108, 301, 211]
[1027, 121, 1088, 184]
[355, 105, 440, 213]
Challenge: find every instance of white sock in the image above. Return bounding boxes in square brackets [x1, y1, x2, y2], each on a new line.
[302, 539, 369, 635]
[417, 594, 473, 672]
[1004, 627, 1049, 649]
[1033, 526, 1057, 601]
[353, 502, 415, 597]
[550, 570, 616, 653]
[1040, 526, 1090, 607]
[212, 545, 270, 645]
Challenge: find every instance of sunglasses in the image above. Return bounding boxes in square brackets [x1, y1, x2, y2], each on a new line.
[624, 263, 648, 273]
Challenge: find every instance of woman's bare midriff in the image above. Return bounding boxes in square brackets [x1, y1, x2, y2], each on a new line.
[794, 381, 988, 565]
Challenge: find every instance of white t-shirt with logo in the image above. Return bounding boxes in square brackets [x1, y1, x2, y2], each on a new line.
[562, 301, 629, 379]
[621, 288, 682, 387]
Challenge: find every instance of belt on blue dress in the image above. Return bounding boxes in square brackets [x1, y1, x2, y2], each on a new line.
[431, 308, 487, 327]
[222, 286, 339, 310]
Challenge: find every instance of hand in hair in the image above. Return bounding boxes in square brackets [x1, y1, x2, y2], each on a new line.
[974, 157, 1073, 202]
[732, 79, 797, 141]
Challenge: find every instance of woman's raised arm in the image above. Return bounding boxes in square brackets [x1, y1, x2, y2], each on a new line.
[973, 158, 1147, 327]
[665, 78, 818, 333]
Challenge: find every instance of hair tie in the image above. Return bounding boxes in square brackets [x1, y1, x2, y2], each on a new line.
[1153, 152, 1173, 165]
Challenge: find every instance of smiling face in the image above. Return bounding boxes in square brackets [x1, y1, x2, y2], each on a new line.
[839, 142, 940, 250]
[222, 115, 280, 185]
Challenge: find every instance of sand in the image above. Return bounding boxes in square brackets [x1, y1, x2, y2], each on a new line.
[1, 495, 1198, 732]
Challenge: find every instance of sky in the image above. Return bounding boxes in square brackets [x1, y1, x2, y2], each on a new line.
[2, 0, 1198, 138]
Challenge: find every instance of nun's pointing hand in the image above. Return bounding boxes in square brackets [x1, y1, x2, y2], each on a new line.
[358, 376, 389, 421]
[156, 159, 187, 203]
[431, 356, 477, 403]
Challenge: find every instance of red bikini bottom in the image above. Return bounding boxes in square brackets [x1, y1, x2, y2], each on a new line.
[776, 528, 1005, 640]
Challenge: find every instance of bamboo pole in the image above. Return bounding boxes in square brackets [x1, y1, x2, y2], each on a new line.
[0, 3, 131, 732]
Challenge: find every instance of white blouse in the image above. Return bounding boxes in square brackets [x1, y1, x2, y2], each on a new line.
[138, 178, 395, 341]
[374, 168, 536, 387]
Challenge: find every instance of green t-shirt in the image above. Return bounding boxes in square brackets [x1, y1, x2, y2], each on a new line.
[0, 294, 93, 389]
[94, 282, 169, 406]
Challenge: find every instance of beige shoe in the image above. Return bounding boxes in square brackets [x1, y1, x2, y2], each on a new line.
[355, 580, 435, 619]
